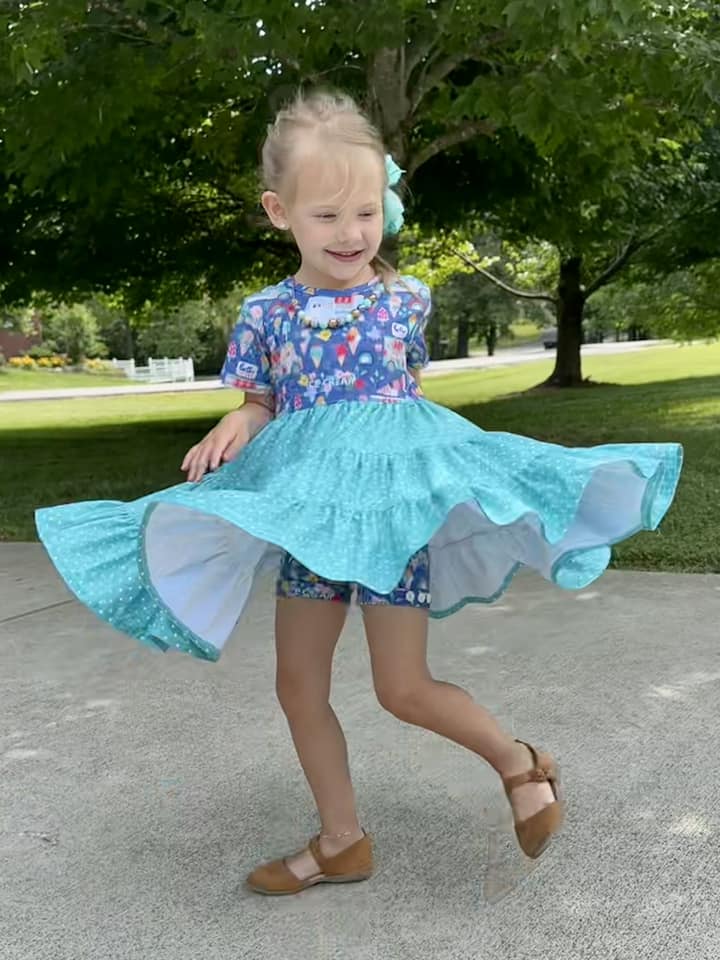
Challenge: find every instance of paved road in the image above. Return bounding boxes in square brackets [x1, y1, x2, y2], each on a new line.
[2, 543, 718, 960]
[0, 340, 671, 403]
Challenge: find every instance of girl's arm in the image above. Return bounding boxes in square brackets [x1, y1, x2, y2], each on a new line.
[242, 393, 275, 435]
[181, 394, 274, 482]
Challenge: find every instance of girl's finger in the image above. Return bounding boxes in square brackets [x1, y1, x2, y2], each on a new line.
[181, 445, 197, 471]
[185, 440, 209, 473]
[188, 453, 205, 483]
[222, 435, 246, 462]
[187, 442, 207, 478]
[185, 433, 220, 480]
[209, 442, 225, 471]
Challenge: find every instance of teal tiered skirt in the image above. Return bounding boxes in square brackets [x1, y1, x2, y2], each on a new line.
[36, 399, 682, 662]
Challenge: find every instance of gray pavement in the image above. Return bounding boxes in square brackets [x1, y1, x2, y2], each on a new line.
[0, 339, 670, 402]
[2, 543, 719, 960]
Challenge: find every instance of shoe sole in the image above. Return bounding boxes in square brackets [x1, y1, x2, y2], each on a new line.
[247, 872, 372, 896]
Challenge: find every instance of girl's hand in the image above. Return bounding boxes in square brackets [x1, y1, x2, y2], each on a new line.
[181, 409, 254, 483]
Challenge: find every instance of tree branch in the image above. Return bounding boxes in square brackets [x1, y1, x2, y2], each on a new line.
[408, 51, 465, 116]
[73, 24, 153, 44]
[407, 121, 495, 177]
[452, 248, 558, 304]
[88, 1, 149, 34]
[405, 0, 458, 79]
[407, 29, 508, 117]
[585, 197, 720, 297]
[584, 238, 643, 297]
[405, 37, 438, 82]
[367, 47, 408, 144]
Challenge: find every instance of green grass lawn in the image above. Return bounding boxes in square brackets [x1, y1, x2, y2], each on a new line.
[470, 321, 543, 353]
[0, 368, 134, 391]
[2, 342, 719, 574]
[497, 321, 544, 350]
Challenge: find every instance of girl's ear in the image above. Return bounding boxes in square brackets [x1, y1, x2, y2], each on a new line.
[261, 191, 290, 230]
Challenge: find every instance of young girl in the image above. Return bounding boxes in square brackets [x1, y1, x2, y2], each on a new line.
[36, 90, 683, 896]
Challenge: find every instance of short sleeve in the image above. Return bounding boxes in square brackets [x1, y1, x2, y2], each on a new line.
[406, 279, 432, 371]
[220, 299, 273, 395]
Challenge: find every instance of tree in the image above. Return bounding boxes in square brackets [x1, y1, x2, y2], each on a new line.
[86, 295, 134, 360]
[0, 4, 711, 294]
[135, 290, 242, 373]
[440, 273, 519, 357]
[404, 224, 550, 356]
[41, 303, 107, 363]
[2, 1, 720, 389]
[590, 262, 720, 343]
[416, 119, 720, 384]
[650, 262, 720, 341]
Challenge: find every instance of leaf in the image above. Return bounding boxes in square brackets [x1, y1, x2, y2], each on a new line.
[503, 0, 529, 28]
[614, 0, 638, 26]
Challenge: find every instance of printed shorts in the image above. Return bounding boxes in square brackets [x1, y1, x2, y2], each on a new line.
[277, 547, 431, 609]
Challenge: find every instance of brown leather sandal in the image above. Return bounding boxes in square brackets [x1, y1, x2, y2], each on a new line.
[246, 831, 373, 896]
[502, 740, 563, 860]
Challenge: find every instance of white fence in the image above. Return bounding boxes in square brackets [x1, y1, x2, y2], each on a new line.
[111, 357, 195, 383]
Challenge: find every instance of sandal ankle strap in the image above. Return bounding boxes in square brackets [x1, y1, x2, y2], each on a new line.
[502, 740, 556, 793]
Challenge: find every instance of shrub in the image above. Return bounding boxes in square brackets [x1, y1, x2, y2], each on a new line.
[26, 344, 55, 360]
[83, 358, 115, 372]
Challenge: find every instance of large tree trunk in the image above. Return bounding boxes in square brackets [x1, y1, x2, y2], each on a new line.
[544, 256, 586, 387]
[429, 323, 442, 361]
[456, 318, 470, 358]
[484, 321, 497, 357]
[367, 48, 409, 164]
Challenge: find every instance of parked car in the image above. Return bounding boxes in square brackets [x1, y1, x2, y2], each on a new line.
[541, 328, 605, 349]
[541, 328, 558, 349]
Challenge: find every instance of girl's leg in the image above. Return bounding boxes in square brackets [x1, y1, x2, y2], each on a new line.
[274, 596, 364, 879]
[362, 606, 555, 823]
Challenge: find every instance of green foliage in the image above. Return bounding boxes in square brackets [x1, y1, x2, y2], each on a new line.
[135, 290, 240, 373]
[653, 263, 720, 341]
[401, 224, 553, 355]
[87, 295, 134, 361]
[591, 263, 720, 343]
[2, 0, 720, 309]
[25, 343, 56, 360]
[41, 303, 108, 364]
[2, 0, 720, 387]
[1, 305, 35, 335]
[434, 271, 518, 356]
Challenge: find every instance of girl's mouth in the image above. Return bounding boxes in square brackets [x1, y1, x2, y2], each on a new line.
[327, 250, 364, 262]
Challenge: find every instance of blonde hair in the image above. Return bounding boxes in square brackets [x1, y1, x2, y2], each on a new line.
[261, 90, 398, 286]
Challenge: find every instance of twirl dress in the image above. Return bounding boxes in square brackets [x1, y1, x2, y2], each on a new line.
[36, 275, 683, 662]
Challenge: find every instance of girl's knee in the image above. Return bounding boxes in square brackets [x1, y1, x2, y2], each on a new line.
[275, 671, 328, 717]
[375, 678, 432, 724]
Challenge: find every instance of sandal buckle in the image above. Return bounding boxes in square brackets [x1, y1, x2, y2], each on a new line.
[530, 768, 548, 783]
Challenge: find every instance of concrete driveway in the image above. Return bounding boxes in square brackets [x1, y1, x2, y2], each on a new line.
[2, 544, 718, 960]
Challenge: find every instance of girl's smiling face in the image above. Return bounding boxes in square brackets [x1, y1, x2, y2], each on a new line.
[262, 140, 385, 290]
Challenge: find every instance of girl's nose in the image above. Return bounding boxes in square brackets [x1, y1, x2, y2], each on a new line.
[335, 218, 359, 244]
[335, 219, 351, 241]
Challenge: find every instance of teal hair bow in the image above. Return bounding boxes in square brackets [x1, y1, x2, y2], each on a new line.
[383, 154, 405, 236]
